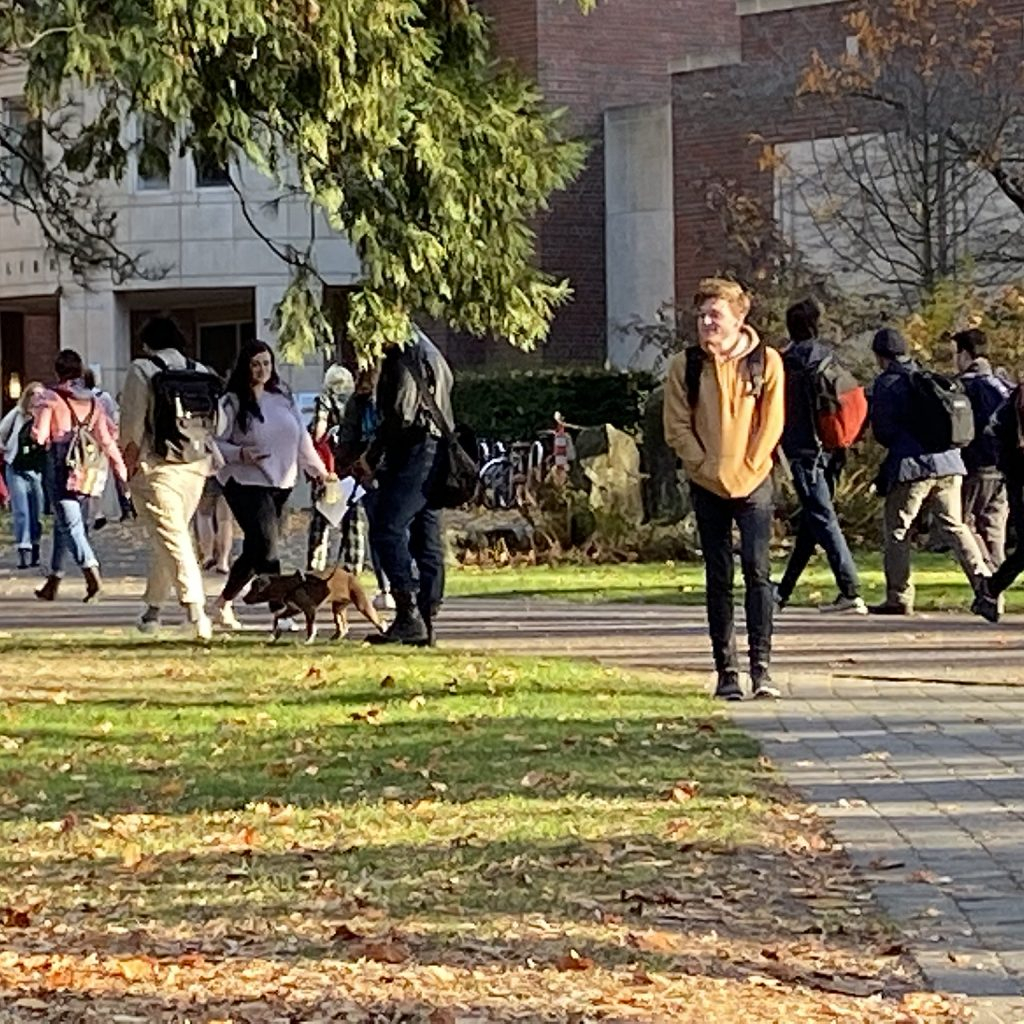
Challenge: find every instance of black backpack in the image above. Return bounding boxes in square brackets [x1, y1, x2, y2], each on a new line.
[11, 417, 46, 473]
[147, 355, 224, 463]
[908, 370, 975, 452]
[684, 341, 766, 406]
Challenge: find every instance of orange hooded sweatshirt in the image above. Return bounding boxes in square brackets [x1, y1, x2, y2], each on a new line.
[663, 326, 785, 499]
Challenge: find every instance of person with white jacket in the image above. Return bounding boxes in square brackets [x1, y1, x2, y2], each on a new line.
[0, 382, 46, 569]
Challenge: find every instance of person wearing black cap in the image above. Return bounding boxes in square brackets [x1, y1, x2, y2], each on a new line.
[869, 328, 991, 615]
[775, 298, 865, 614]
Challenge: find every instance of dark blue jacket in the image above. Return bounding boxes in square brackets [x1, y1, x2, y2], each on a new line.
[871, 357, 965, 491]
[781, 337, 833, 461]
[992, 384, 1024, 482]
[960, 358, 1011, 474]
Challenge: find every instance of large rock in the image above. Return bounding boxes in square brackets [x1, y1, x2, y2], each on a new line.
[572, 424, 644, 523]
[640, 385, 689, 524]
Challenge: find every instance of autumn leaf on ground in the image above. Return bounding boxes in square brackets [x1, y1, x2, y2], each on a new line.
[351, 707, 383, 723]
[356, 939, 412, 964]
[380, 674, 396, 689]
[668, 779, 701, 803]
[115, 956, 157, 982]
[555, 949, 595, 972]
[520, 770, 547, 789]
[121, 843, 144, 869]
[1, 907, 31, 927]
[331, 924, 364, 942]
[305, 665, 322, 679]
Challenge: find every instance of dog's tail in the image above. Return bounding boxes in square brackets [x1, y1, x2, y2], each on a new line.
[349, 577, 382, 628]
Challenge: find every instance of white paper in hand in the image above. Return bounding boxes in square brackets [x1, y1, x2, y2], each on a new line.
[314, 476, 364, 528]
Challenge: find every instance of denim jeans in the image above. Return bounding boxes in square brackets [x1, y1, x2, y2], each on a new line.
[43, 448, 97, 576]
[990, 475, 1024, 597]
[778, 451, 860, 601]
[5, 466, 43, 550]
[691, 477, 775, 676]
[371, 439, 444, 615]
[221, 480, 291, 601]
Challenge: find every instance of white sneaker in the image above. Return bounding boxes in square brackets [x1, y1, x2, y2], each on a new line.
[193, 613, 213, 642]
[216, 604, 243, 630]
[276, 616, 300, 633]
[819, 594, 868, 615]
[373, 591, 396, 612]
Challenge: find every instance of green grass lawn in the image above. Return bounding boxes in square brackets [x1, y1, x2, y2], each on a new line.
[0, 637, 959, 1022]
[448, 550, 1021, 613]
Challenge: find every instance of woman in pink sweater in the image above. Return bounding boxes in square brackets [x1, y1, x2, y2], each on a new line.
[214, 340, 328, 628]
[32, 349, 127, 602]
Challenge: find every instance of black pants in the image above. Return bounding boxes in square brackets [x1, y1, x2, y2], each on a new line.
[990, 475, 1024, 597]
[691, 477, 775, 677]
[221, 480, 291, 601]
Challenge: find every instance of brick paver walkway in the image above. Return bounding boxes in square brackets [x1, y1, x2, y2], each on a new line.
[2, 521, 1023, 1019]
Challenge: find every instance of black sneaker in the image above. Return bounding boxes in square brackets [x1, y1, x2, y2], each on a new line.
[751, 673, 781, 700]
[867, 601, 913, 616]
[714, 672, 744, 702]
[971, 581, 1001, 624]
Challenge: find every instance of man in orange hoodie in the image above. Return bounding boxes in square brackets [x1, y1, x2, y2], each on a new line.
[664, 279, 785, 700]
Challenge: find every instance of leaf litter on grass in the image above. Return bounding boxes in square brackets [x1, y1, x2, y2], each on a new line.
[0, 639, 967, 1022]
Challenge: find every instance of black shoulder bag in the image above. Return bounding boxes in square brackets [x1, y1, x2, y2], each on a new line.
[406, 357, 479, 509]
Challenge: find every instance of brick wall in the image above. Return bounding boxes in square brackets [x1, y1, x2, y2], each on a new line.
[462, 0, 740, 370]
[673, 0, 1024, 306]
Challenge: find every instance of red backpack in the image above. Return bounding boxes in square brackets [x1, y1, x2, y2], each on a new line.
[812, 355, 868, 451]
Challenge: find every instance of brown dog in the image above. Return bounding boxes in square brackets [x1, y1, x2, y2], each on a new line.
[243, 568, 385, 643]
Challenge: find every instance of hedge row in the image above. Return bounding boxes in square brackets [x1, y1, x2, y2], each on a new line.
[453, 368, 656, 442]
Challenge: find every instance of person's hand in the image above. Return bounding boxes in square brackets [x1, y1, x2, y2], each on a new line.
[352, 455, 373, 484]
[241, 447, 270, 465]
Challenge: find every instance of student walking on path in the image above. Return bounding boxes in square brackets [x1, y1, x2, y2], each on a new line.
[120, 316, 223, 639]
[868, 328, 991, 615]
[973, 381, 1024, 623]
[953, 329, 1012, 570]
[0, 382, 46, 569]
[214, 341, 328, 630]
[32, 349, 126, 603]
[664, 278, 785, 701]
[774, 298, 866, 614]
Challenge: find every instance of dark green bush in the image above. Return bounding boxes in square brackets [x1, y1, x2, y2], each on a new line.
[453, 368, 655, 442]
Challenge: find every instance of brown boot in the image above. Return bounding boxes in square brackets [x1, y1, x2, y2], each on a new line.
[35, 576, 60, 601]
[82, 566, 102, 603]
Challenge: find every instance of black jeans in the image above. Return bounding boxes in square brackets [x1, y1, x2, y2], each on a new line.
[990, 475, 1024, 597]
[221, 480, 291, 601]
[691, 477, 775, 676]
[778, 450, 860, 601]
[371, 439, 445, 616]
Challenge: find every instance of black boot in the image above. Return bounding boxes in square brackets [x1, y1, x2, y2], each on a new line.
[418, 598, 441, 648]
[17, 549, 30, 570]
[82, 566, 102, 603]
[751, 665, 781, 700]
[366, 591, 429, 646]
[35, 575, 60, 601]
[714, 670, 743, 702]
[30, 544, 40, 567]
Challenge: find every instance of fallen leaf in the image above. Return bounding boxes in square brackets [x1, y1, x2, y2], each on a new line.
[555, 949, 595, 972]
[351, 707, 383, 723]
[380, 674, 396, 689]
[668, 779, 701, 803]
[115, 956, 156, 982]
[356, 939, 411, 964]
[121, 843, 144, 869]
[2, 906, 31, 927]
[331, 924, 364, 942]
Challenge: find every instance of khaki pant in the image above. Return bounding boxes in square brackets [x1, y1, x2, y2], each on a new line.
[962, 470, 1009, 570]
[132, 461, 209, 609]
[883, 475, 990, 609]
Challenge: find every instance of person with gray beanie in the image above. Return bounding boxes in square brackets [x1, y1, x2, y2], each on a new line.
[868, 327, 991, 614]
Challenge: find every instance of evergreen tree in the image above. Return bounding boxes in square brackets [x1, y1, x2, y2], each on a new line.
[0, 1, 588, 357]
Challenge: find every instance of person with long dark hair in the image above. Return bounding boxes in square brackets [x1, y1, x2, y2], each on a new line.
[214, 340, 328, 629]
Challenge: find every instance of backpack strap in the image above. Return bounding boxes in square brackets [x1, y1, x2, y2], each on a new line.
[746, 341, 767, 399]
[147, 354, 169, 373]
[57, 391, 95, 429]
[684, 346, 705, 408]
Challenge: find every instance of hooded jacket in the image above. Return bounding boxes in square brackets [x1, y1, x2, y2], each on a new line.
[780, 337, 835, 460]
[663, 325, 785, 499]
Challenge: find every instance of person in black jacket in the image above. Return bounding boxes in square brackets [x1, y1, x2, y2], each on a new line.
[356, 327, 453, 646]
[774, 299, 865, 613]
[869, 328, 990, 615]
[973, 383, 1024, 623]
[953, 329, 1012, 570]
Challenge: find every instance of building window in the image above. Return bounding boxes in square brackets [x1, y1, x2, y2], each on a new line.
[0, 97, 43, 196]
[198, 321, 254, 377]
[137, 115, 172, 191]
[194, 150, 231, 189]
